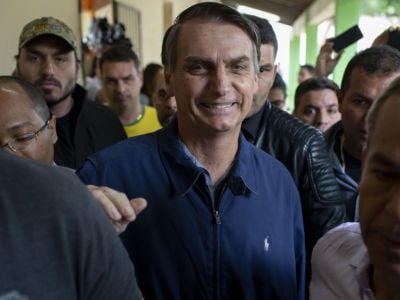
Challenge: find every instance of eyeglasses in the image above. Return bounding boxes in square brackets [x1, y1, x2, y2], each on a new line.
[1, 118, 51, 153]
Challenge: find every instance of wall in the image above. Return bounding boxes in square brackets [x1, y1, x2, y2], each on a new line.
[112, 0, 205, 68]
[0, 0, 80, 75]
[0, 0, 217, 74]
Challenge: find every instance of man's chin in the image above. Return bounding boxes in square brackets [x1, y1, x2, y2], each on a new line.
[43, 96, 61, 104]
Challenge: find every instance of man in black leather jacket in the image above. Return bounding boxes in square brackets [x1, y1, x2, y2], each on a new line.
[324, 46, 400, 222]
[242, 15, 345, 260]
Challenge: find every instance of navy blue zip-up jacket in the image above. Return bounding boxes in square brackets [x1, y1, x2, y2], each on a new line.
[78, 120, 305, 300]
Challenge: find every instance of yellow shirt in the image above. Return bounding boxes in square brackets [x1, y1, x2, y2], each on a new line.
[124, 106, 162, 138]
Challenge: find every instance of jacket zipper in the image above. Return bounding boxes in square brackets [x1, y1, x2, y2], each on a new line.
[214, 210, 221, 225]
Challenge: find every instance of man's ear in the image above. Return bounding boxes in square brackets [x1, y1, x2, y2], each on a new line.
[75, 57, 81, 77]
[272, 63, 278, 78]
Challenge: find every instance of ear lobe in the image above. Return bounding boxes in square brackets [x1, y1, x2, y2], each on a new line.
[75, 58, 81, 76]
[272, 64, 278, 78]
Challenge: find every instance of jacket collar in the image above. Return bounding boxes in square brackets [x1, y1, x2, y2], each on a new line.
[241, 101, 269, 143]
[324, 120, 343, 152]
[158, 119, 258, 197]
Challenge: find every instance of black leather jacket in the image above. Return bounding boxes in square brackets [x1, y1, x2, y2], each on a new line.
[242, 102, 345, 246]
[324, 121, 359, 221]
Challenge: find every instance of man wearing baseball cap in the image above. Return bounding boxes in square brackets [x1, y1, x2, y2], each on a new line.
[15, 17, 126, 169]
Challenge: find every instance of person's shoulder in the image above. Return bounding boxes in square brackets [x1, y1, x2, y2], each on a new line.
[142, 105, 162, 128]
[0, 152, 91, 212]
[2, 152, 76, 184]
[80, 100, 126, 137]
[310, 222, 368, 299]
[144, 105, 157, 113]
[241, 135, 297, 185]
[267, 104, 325, 145]
[312, 222, 365, 270]
[82, 100, 117, 117]
[85, 130, 160, 162]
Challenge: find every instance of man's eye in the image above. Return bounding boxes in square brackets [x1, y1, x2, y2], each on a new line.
[259, 66, 271, 73]
[232, 64, 246, 71]
[55, 56, 68, 63]
[353, 99, 369, 106]
[328, 108, 338, 114]
[105, 79, 117, 86]
[187, 64, 207, 74]
[27, 55, 40, 62]
[158, 90, 168, 100]
[303, 107, 317, 115]
[14, 134, 35, 143]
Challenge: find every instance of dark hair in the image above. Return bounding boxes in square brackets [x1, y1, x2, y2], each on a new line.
[300, 64, 315, 75]
[99, 46, 140, 71]
[161, 2, 260, 74]
[244, 14, 278, 58]
[366, 75, 400, 138]
[141, 63, 163, 98]
[0, 76, 50, 121]
[341, 45, 400, 94]
[271, 73, 287, 97]
[294, 76, 339, 109]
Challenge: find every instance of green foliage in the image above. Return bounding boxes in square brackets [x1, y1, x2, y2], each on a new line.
[362, 0, 400, 16]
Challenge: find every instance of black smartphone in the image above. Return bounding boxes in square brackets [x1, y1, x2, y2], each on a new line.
[387, 29, 400, 51]
[332, 25, 363, 52]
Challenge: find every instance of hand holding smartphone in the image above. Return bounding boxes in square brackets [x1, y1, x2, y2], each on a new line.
[331, 25, 363, 52]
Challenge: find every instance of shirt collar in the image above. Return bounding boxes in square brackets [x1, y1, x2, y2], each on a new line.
[158, 119, 258, 196]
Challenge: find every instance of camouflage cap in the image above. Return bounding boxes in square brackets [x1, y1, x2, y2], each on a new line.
[19, 17, 77, 52]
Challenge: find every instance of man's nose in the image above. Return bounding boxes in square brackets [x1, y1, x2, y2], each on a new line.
[116, 80, 125, 92]
[211, 66, 229, 96]
[166, 96, 177, 110]
[315, 110, 329, 127]
[42, 59, 55, 76]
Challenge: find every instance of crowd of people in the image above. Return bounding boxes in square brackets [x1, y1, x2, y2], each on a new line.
[1, 2, 400, 299]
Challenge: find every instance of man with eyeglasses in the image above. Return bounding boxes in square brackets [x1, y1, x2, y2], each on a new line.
[0, 76, 57, 165]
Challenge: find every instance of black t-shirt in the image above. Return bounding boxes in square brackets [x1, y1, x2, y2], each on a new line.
[54, 109, 77, 168]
